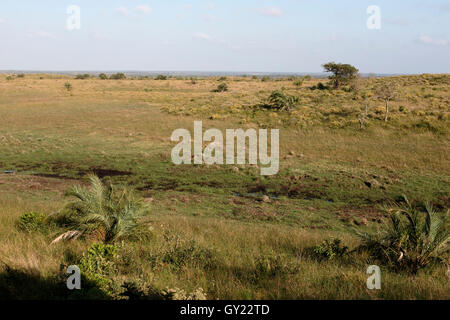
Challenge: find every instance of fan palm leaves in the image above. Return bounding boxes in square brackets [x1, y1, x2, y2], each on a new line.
[53, 175, 149, 243]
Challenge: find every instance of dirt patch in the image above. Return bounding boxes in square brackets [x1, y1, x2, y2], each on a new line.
[0, 174, 80, 194]
[334, 206, 387, 224]
[88, 168, 132, 178]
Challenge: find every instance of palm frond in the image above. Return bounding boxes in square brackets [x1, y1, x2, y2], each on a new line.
[52, 175, 149, 243]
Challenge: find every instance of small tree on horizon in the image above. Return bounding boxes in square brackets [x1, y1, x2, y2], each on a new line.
[323, 62, 359, 89]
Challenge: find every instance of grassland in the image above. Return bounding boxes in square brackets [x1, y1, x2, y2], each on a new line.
[0, 73, 448, 299]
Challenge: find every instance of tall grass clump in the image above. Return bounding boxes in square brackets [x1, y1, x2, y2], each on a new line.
[52, 175, 149, 243]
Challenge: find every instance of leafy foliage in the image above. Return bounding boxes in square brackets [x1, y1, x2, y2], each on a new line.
[75, 74, 90, 80]
[54, 175, 148, 243]
[267, 90, 299, 111]
[110, 73, 126, 80]
[213, 83, 228, 92]
[323, 62, 359, 89]
[155, 74, 167, 80]
[16, 212, 46, 233]
[359, 196, 449, 274]
[79, 243, 118, 296]
[313, 239, 349, 260]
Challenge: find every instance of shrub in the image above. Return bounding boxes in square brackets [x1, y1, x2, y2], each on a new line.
[5, 76, 13, 81]
[155, 74, 167, 80]
[359, 196, 449, 274]
[75, 74, 90, 79]
[17, 74, 25, 78]
[313, 239, 349, 260]
[16, 212, 46, 232]
[98, 73, 108, 80]
[213, 83, 228, 92]
[267, 90, 299, 111]
[294, 79, 304, 87]
[52, 175, 149, 243]
[79, 243, 118, 296]
[64, 82, 72, 91]
[217, 76, 227, 81]
[261, 76, 271, 82]
[110, 73, 126, 80]
[317, 82, 327, 90]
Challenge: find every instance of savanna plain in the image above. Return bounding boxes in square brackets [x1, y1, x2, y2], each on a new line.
[0, 72, 448, 300]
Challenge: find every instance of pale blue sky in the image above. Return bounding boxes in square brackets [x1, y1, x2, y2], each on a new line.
[0, 0, 449, 73]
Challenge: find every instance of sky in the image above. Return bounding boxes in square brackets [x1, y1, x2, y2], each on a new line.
[0, 0, 449, 74]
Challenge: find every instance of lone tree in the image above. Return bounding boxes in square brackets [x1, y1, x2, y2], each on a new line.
[375, 82, 397, 122]
[322, 62, 359, 89]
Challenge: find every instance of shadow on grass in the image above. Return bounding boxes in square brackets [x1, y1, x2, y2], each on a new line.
[0, 265, 110, 300]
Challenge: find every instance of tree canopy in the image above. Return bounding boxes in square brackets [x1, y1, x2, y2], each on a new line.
[323, 62, 359, 89]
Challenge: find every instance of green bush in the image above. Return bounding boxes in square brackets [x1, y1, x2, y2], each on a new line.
[217, 76, 227, 81]
[110, 73, 126, 80]
[79, 243, 118, 296]
[17, 74, 25, 78]
[313, 239, 349, 260]
[16, 212, 46, 232]
[98, 73, 108, 80]
[213, 83, 228, 92]
[261, 76, 271, 82]
[155, 74, 167, 80]
[75, 74, 90, 80]
[64, 82, 72, 91]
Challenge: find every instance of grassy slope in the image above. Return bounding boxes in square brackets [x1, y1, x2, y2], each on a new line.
[0, 74, 448, 299]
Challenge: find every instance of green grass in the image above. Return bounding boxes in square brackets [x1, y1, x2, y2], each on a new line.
[0, 74, 448, 299]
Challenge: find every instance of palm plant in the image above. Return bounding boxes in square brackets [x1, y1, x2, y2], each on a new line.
[359, 196, 449, 274]
[53, 175, 148, 243]
[267, 90, 299, 111]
